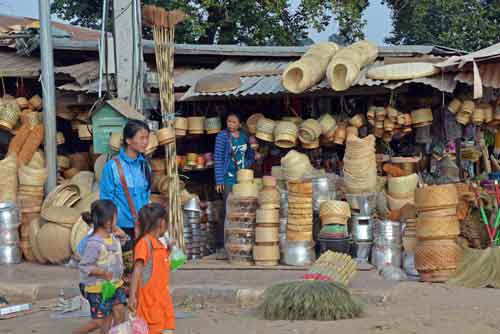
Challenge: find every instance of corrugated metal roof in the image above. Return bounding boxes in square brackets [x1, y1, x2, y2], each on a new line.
[148, 67, 213, 88]
[455, 63, 500, 89]
[55, 61, 99, 86]
[385, 73, 457, 93]
[437, 42, 500, 69]
[0, 51, 40, 77]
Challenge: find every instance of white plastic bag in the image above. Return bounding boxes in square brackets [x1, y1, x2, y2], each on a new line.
[109, 316, 148, 334]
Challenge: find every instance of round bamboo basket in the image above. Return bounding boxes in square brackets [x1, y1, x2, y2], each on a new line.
[255, 227, 279, 243]
[36, 222, 72, 264]
[274, 121, 297, 148]
[157, 126, 175, 145]
[415, 184, 458, 211]
[472, 108, 485, 125]
[288, 181, 313, 194]
[334, 125, 346, 144]
[262, 175, 277, 187]
[175, 117, 188, 136]
[253, 244, 280, 263]
[318, 113, 336, 134]
[456, 111, 471, 125]
[461, 100, 475, 114]
[345, 126, 358, 138]
[416, 215, 460, 240]
[109, 132, 123, 151]
[319, 200, 351, 218]
[246, 113, 264, 134]
[237, 169, 254, 183]
[256, 117, 275, 142]
[302, 139, 320, 149]
[16, 97, 29, 109]
[188, 116, 205, 134]
[205, 117, 221, 134]
[29, 95, 43, 110]
[298, 119, 322, 144]
[256, 209, 279, 223]
[387, 174, 418, 197]
[349, 114, 365, 128]
[482, 103, 493, 123]
[70, 218, 90, 254]
[28, 217, 46, 264]
[18, 164, 48, 186]
[56, 132, 65, 146]
[415, 239, 462, 282]
[281, 150, 313, 180]
[145, 132, 158, 155]
[233, 183, 259, 198]
[448, 98, 462, 114]
[411, 108, 433, 126]
[41, 207, 82, 228]
[0, 101, 20, 129]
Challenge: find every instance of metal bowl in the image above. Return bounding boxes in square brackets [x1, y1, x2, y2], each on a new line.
[280, 240, 316, 266]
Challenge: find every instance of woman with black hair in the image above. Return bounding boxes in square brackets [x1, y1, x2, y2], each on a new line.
[100, 120, 152, 273]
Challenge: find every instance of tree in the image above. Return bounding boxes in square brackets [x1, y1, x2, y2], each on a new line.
[383, 0, 500, 51]
[331, 0, 369, 44]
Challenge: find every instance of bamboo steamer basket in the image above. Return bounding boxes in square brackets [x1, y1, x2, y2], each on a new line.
[70, 218, 90, 254]
[386, 106, 399, 120]
[187, 116, 205, 134]
[28, 217, 46, 264]
[145, 132, 159, 155]
[321, 215, 348, 226]
[29, 95, 43, 110]
[387, 174, 418, 197]
[287, 230, 313, 241]
[36, 222, 72, 264]
[282, 117, 303, 126]
[319, 200, 351, 218]
[246, 113, 264, 134]
[416, 215, 460, 240]
[233, 183, 259, 198]
[255, 227, 279, 243]
[274, 121, 297, 148]
[411, 108, 433, 126]
[367, 62, 439, 80]
[253, 244, 280, 261]
[345, 127, 358, 138]
[349, 114, 365, 128]
[175, 117, 188, 136]
[461, 100, 475, 114]
[157, 126, 175, 145]
[326, 40, 377, 91]
[282, 42, 340, 94]
[482, 103, 493, 123]
[281, 150, 313, 180]
[77, 124, 92, 140]
[237, 169, 254, 183]
[109, 132, 123, 151]
[415, 239, 462, 282]
[384, 118, 395, 132]
[456, 112, 471, 125]
[256, 117, 275, 142]
[262, 175, 277, 187]
[256, 209, 279, 223]
[472, 107, 485, 125]
[375, 107, 387, 121]
[288, 181, 313, 194]
[415, 184, 458, 211]
[318, 113, 337, 134]
[205, 117, 221, 134]
[448, 98, 462, 114]
[0, 101, 20, 129]
[16, 97, 29, 109]
[18, 164, 48, 186]
[298, 119, 322, 144]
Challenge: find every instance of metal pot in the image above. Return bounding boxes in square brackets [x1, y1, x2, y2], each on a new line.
[353, 241, 372, 261]
[351, 215, 373, 242]
[374, 219, 402, 245]
[0, 244, 22, 264]
[371, 243, 402, 269]
[345, 193, 377, 216]
[184, 197, 201, 212]
[312, 177, 331, 211]
[280, 240, 316, 266]
[0, 202, 19, 249]
[279, 190, 288, 218]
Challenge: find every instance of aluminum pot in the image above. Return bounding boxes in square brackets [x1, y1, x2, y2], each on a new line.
[184, 197, 201, 212]
[373, 219, 402, 245]
[312, 177, 331, 211]
[0, 202, 19, 248]
[351, 216, 373, 242]
[353, 241, 372, 261]
[371, 243, 402, 269]
[280, 240, 316, 266]
[0, 244, 22, 264]
[279, 190, 288, 218]
[345, 193, 377, 216]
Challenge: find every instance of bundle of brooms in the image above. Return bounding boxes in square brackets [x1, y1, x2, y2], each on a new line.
[258, 251, 363, 321]
[143, 5, 185, 249]
[448, 246, 500, 288]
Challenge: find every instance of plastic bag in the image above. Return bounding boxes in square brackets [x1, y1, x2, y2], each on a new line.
[101, 281, 117, 303]
[109, 316, 148, 334]
[170, 246, 187, 272]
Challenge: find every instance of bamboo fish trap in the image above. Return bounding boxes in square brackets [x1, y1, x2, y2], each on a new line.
[143, 5, 186, 250]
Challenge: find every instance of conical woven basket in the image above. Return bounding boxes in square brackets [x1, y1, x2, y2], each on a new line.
[36, 222, 72, 264]
[298, 119, 322, 144]
[318, 113, 336, 134]
[256, 117, 276, 142]
[281, 150, 313, 180]
[274, 121, 297, 148]
[188, 116, 205, 134]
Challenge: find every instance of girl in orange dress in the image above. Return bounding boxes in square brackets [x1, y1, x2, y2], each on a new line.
[128, 203, 175, 334]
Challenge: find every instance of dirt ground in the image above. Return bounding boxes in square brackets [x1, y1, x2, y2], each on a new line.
[3, 281, 500, 334]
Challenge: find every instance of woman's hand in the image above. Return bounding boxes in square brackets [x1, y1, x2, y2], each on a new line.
[216, 184, 224, 193]
[128, 295, 136, 314]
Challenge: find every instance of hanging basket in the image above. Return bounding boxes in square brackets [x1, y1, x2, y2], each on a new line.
[145, 132, 159, 156]
[0, 101, 20, 130]
[448, 98, 462, 114]
[256, 117, 275, 142]
[274, 121, 297, 148]
[298, 119, 322, 144]
[246, 113, 264, 134]
[175, 117, 188, 136]
[29, 95, 43, 110]
[77, 124, 92, 141]
[318, 113, 336, 135]
[187, 116, 205, 134]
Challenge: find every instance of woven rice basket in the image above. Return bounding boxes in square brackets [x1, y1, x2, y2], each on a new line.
[416, 215, 460, 240]
[274, 121, 297, 148]
[387, 174, 418, 197]
[253, 244, 280, 261]
[280, 150, 313, 180]
[237, 169, 254, 183]
[256, 117, 276, 142]
[319, 200, 351, 218]
[411, 108, 433, 125]
[472, 108, 485, 125]
[233, 183, 259, 198]
[205, 117, 222, 134]
[37, 222, 72, 264]
[349, 114, 365, 128]
[28, 217, 47, 264]
[145, 132, 158, 155]
[367, 62, 439, 81]
[29, 95, 42, 110]
[481, 103, 493, 123]
[175, 117, 188, 136]
[246, 113, 264, 134]
[318, 113, 337, 134]
[456, 112, 471, 125]
[256, 209, 279, 224]
[326, 40, 377, 91]
[77, 124, 92, 140]
[188, 116, 206, 134]
[0, 101, 20, 129]
[282, 42, 339, 94]
[18, 164, 48, 186]
[415, 239, 462, 282]
[16, 97, 29, 109]
[41, 206, 82, 228]
[461, 100, 475, 114]
[157, 126, 175, 145]
[415, 184, 458, 211]
[298, 119, 322, 144]
[448, 98, 462, 114]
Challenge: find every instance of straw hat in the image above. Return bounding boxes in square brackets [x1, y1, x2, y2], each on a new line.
[175, 117, 188, 136]
[411, 108, 433, 127]
[157, 126, 175, 146]
[274, 121, 297, 148]
[298, 119, 322, 144]
[205, 117, 221, 134]
[36, 222, 72, 264]
[448, 98, 462, 114]
[246, 113, 264, 134]
[188, 116, 205, 134]
[256, 117, 275, 142]
[77, 124, 92, 140]
[318, 113, 336, 134]
[70, 217, 90, 254]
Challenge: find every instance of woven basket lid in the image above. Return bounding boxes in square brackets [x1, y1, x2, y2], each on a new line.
[74, 192, 100, 213]
[28, 217, 47, 264]
[157, 126, 175, 145]
[175, 117, 188, 130]
[237, 169, 254, 183]
[367, 62, 439, 80]
[387, 174, 418, 196]
[37, 222, 72, 264]
[195, 73, 241, 93]
[318, 113, 336, 134]
[41, 206, 82, 227]
[411, 108, 433, 124]
[69, 171, 95, 198]
[70, 217, 90, 254]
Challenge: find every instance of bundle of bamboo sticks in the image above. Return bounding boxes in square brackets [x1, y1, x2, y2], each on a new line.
[143, 5, 185, 249]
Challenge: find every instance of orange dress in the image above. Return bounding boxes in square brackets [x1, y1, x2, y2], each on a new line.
[134, 235, 175, 333]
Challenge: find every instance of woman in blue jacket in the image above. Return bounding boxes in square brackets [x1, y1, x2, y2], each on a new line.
[214, 112, 256, 249]
[100, 120, 152, 272]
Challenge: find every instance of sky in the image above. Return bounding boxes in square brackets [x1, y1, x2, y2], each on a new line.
[0, 0, 393, 45]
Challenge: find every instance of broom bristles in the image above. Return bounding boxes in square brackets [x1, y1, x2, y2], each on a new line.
[142, 5, 185, 28]
[258, 280, 363, 321]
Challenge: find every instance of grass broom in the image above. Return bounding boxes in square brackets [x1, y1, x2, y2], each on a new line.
[143, 5, 185, 249]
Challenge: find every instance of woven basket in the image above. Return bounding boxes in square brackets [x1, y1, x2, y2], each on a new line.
[157, 127, 175, 145]
[205, 117, 221, 134]
[387, 192, 414, 211]
[456, 112, 471, 125]
[461, 100, 475, 114]
[41, 206, 82, 227]
[56, 132, 65, 146]
[262, 175, 277, 187]
[36, 222, 72, 264]
[256, 117, 275, 142]
[255, 227, 279, 243]
[145, 132, 158, 156]
[281, 150, 313, 180]
[0, 101, 20, 129]
[256, 209, 279, 223]
[472, 108, 485, 125]
[321, 215, 348, 225]
[253, 244, 280, 261]
[415, 184, 458, 211]
[188, 116, 205, 134]
[288, 181, 313, 194]
[416, 215, 460, 240]
[318, 113, 336, 134]
[282, 117, 303, 126]
[28, 151, 45, 169]
[70, 218, 90, 254]
[175, 117, 188, 136]
[69, 171, 95, 197]
[18, 164, 48, 186]
[346, 126, 358, 138]
[16, 97, 29, 109]
[233, 183, 259, 198]
[237, 169, 254, 183]
[334, 125, 347, 144]
[367, 62, 439, 80]
[387, 174, 418, 197]
[448, 98, 462, 114]
[74, 192, 99, 213]
[411, 108, 433, 125]
[274, 121, 297, 148]
[415, 239, 462, 281]
[19, 110, 41, 128]
[77, 124, 92, 140]
[109, 132, 123, 151]
[29, 95, 43, 110]
[287, 230, 313, 241]
[319, 200, 351, 218]
[298, 119, 322, 144]
[28, 217, 46, 264]
[481, 103, 493, 123]
[258, 188, 279, 205]
[42, 183, 81, 212]
[349, 114, 365, 128]
[246, 113, 264, 134]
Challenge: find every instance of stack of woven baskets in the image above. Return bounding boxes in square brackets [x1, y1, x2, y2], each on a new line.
[414, 184, 462, 282]
[254, 176, 281, 266]
[367, 106, 412, 141]
[0, 154, 17, 203]
[386, 173, 418, 211]
[280, 150, 313, 181]
[343, 134, 377, 194]
[233, 169, 259, 198]
[319, 200, 350, 239]
[287, 180, 313, 241]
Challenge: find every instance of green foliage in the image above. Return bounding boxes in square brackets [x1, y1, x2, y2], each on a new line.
[383, 0, 500, 51]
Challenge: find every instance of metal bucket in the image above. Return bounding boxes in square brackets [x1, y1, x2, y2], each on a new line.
[279, 190, 288, 218]
[280, 240, 316, 266]
[0, 244, 22, 264]
[0, 203, 20, 259]
[351, 215, 373, 242]
[353, 241, 372, 261]
[371, 243, 402, 269]
[345, 193, 377, 216]
[373, 219, 402, 245]
[312, 177, 331, 211]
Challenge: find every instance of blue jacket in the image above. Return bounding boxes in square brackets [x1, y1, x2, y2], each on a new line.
[214, 129, 255, 185]
[100, 148, 151, 229]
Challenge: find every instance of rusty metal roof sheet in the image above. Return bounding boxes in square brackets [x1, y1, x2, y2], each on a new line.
[455, 63, 500, 89]
[0, 50, 40, 77]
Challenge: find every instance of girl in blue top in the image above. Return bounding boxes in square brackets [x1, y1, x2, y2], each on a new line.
[100, 120, 152, 273]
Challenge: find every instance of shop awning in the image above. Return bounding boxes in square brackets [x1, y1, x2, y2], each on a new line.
[0, 51, 40, 77]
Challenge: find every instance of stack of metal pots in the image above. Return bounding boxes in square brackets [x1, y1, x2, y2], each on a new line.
[183, 198, 204, 260]
[372, 219, 402, 269]
[346, 193, 377, 266]
[0, 202, 22, 264]
[204, 200, 222, 255]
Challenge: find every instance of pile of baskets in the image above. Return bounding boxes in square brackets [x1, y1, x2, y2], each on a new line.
[280, 150, 313, 181]
[343, 134, 377, 194]
[254, 176, 281, 266]
[367, 106, 412, 142]
[448, 98, 493, 126]
[183, 198, 205, 260]
[233, 169, 259, 198]
[287, 180, 313, 242]
[414, 184, 462, 282]
[386, 173, 418, 211]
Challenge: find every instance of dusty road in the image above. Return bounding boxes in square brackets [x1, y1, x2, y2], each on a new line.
[2, 282, 500, 334]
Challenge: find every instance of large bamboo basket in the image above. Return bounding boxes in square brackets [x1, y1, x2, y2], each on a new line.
[387, 174, 418, 198]
[416, 215, 460, 240]
[415, 239, 462, 282]
[157, 126, 175, 145]
[246, 113, 264, 134]
[36, 222, 72, 264]
[28, 217, 46, 264]
[18, 164, 48, 186]
[187, 116, 205, 134]
[298, 119, 322, 144]
[282, 42, 339, 94]
[256, 117, 276, 142]
[319, 200, 351, 218]
[274, 121, 297, 148]
[253, 244, 280, 261]
[237, 169, 254, 183]
[415, 184, 458, 211]
[326, 40, 378, 91]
